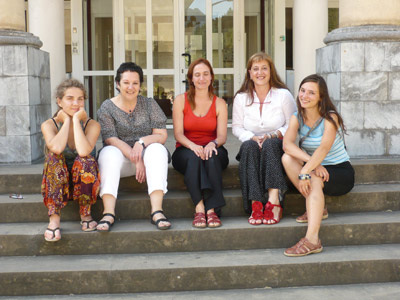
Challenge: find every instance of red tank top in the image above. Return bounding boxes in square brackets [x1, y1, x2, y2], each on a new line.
[176, 93, 217, 148]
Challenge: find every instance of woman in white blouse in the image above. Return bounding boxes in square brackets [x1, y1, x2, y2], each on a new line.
[232, 52, 296, 225]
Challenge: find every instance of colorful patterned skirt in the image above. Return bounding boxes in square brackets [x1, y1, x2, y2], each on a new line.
[41, 152, 100, 217]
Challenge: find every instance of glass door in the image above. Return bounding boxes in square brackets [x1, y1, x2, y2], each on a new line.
[180, 0, 235, 117]
[124, 0, 177, 118]
[72, 0, 241, 120]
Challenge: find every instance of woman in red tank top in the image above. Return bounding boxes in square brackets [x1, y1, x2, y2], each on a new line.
[172, 58, 229, 228]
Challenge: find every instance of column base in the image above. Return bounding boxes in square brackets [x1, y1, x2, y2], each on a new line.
[0, 30, 42, 48]
[324, 25, 400, 44]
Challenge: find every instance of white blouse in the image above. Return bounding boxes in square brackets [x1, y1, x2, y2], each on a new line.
[232, 88, 296, 142]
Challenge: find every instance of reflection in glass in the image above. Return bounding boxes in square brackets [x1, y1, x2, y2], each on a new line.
[153, 75, 174, 117]
[84, 76, 114, 119]
[124, 0, 146, 68]
[185, 0, 206, 65]
[212, 0, 233, 68]
[153, 0, 174, 69]
[244, 0, 260, 63]
[83, 0, 113, 71]
[214, 74, 233, 118]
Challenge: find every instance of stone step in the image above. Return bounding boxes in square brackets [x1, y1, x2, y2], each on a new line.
[0, 211, 399, 256]
[2, 282, 399, 300]
[0, 243, 399, 296]
[1, 159, 400, 194]
[1, 183, 400, 223]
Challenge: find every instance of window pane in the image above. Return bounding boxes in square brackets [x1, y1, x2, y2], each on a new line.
[124, 0, 146, 68]
[212, 0, 233, 68]
[185, 0, 206, 64]
[214, 74, 233, 118]
[153, 75, 174, 118]
[84, 76, 114, 119]
[244, 0, 260, 63]
[153, 0, 174, 69]
[83, 0, 113, 71]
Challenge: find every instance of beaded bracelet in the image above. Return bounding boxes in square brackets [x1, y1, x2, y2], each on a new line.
[298, 174, 311, 180]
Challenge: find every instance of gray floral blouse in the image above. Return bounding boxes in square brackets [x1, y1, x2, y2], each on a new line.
[97, 95, 167, 147]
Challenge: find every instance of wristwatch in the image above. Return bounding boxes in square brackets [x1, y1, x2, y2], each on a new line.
[137, 139, 146, 148]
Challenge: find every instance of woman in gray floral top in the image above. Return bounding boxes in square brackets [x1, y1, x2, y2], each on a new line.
[97, 62, 171, 230]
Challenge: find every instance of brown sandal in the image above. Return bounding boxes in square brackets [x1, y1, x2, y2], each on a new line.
[284, 237, 323, 257]
[207, 212, 222, 228]
[296, 208, 329, 223]
[192, 212, 207, 228]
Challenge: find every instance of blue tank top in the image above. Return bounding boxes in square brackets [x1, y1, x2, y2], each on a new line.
[295, 112, 349, 165]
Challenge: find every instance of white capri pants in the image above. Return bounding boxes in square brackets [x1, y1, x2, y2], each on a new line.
[98, 143, 168, 198]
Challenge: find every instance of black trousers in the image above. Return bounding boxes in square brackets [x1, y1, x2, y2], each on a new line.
[236, 138, 288, 214]
[172, 146, 229, 212]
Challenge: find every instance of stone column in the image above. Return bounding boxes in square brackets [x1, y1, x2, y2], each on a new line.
[29, 0, 66, 114]
[293, 0, 328, 93]
[317, 0, 400, 157]
[0, 0, 51, 164]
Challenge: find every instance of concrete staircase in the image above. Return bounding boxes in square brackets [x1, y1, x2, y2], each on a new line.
[0, 153, 400, 298]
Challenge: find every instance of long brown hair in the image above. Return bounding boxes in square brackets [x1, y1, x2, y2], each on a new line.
[235, 52, 288, 105]
[186, 58, 215, 110]
[297, 74, 346, 133]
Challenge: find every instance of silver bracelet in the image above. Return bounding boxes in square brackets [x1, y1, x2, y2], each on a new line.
[298, 174, 311, 180]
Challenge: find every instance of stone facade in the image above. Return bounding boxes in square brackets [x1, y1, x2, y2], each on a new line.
[317, 36, 400, 157]
[0, 44, 51, 164]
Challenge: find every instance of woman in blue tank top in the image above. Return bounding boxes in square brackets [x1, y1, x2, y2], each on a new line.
[282, 74, 354, 257]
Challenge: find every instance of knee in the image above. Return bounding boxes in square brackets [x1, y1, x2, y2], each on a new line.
[281, 153, 291, 167]
[98, 146, 123, 165]
[262, 138, 281, 151]
[73, 156, 98, 172]
[145, 143, 167, 156]
[241, 140, 259, 152]
[144, 143, 168, 164]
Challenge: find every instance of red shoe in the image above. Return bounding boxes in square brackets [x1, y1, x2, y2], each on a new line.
[248, 201, 263, 225]
[206, 212, 222, 228]
[263, 201, 282, 225]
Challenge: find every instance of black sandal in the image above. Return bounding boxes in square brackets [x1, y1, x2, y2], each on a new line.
[44, 227, 61, 242]
[80, 219, 97, 232]
[96, 213, 115, 232]
[151, 210, 171, 230]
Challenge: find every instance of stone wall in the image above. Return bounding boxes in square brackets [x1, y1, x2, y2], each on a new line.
[0, 45, 51, 164]
[316, 41, 400, 157]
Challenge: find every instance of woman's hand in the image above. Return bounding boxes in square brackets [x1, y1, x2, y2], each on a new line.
[252, 135, 266, 148]
[130, 142, 144, 163]
[73, 107, 88, 122]
[135, 160, 146, 183]
[189, 143, 205, 160]
[55, 109, 70, 123]
[299, 178, 312, 197]
[314, 165, 329, 182]
[204, 142, 218, 159]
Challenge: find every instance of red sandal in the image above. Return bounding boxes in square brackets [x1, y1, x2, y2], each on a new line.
[192, 212, 207, 228]
[263, 201, 282, 225]
[248, 201, 263, 225]
[207, 212, 222, 228]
